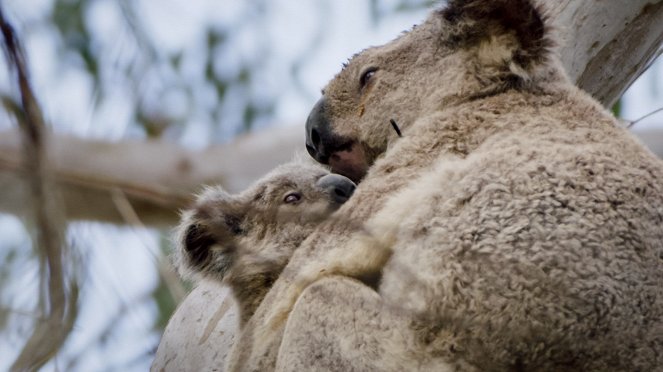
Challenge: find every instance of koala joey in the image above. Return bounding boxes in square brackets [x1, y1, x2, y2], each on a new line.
[174, 161, 356, 326]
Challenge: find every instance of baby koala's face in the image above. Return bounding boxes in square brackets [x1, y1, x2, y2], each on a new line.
[175, 161, 356, 280]
[242, 162, 357, 227]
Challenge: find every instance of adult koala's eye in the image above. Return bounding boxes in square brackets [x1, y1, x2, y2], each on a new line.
[359, 67, 378, 89]
[283, 192, 302, 204]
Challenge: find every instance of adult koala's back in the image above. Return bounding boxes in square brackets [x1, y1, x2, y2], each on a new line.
[230, 0, 663, 370]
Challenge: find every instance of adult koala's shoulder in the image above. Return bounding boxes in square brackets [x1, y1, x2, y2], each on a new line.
[230, 0, 663, 370]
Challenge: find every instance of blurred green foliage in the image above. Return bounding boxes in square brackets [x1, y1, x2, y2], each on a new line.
[39, 0, 434, 141]
[612, 99, 621, 117]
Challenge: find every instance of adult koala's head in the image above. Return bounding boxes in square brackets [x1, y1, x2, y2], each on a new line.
[305, 0, 554, 182]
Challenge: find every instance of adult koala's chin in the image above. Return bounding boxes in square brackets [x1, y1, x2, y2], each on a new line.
[306, 0, 555, 183]
[229, 0, 663, 371]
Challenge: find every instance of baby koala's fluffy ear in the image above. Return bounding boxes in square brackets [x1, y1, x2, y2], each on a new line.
[173, 186, 247, 280]
[179, 217, 219, 269]
[440, 0, 553, 73]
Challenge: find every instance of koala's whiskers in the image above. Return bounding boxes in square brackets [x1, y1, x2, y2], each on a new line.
[390, 119, 403, 137]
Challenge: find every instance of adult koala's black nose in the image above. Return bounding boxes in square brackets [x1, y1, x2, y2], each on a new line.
[306, 98, 331, 164]
[316, 174, 356, 205]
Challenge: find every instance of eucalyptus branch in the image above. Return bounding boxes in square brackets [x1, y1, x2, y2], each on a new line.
[0, 9, 79, 371]
[627, 106, 663, 129]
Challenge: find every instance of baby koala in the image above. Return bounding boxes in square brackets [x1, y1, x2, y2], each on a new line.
[174, 160, 356, 326]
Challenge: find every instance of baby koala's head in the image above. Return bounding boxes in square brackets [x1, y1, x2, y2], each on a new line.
[174, 160, 355, 324]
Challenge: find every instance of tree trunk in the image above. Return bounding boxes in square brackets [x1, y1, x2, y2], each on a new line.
[552, 0, 663, 107]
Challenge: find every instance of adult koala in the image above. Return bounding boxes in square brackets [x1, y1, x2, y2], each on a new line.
[228, 0, 663, 370]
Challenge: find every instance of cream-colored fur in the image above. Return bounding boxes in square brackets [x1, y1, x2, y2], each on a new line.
[171, 158, 355, 328]
[228, 0, 663, 371]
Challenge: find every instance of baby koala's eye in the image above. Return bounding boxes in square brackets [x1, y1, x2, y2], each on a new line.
[359, 67, 378, 89]
[283, 192, 302, 204]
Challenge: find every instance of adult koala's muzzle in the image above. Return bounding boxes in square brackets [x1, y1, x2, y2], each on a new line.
[305, 98, 369, 183]
[305, 98, 334, 164]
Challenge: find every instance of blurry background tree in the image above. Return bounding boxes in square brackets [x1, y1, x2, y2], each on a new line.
[0, 0, 661, 371]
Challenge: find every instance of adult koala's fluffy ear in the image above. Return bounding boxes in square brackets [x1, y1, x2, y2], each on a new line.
[174, 187, 247, 280]
[440, 0, 554, 77]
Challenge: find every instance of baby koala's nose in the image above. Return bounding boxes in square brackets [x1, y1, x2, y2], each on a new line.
[316, 174, 356, 204]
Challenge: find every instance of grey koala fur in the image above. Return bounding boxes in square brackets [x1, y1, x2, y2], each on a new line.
[173, 160, 355, 327]
[227, 0, 663, 371]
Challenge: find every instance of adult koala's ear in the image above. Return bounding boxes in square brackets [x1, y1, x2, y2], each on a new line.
[441, 0, 553, 77]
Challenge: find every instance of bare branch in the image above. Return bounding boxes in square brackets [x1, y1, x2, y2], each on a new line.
[0, 9, 78, 371]
[110, 188, 186, 302]
[627, 106, 663, 129]
[0, 125, 304, 226]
